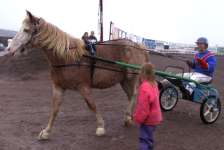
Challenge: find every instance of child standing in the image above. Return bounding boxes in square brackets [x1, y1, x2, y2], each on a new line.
[133, 63, 162, 150]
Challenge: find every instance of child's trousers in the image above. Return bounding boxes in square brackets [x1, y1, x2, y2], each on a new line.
[139, 124, 156, 150]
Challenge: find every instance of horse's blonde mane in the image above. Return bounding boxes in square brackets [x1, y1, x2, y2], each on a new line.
[33, 18, 86, 61]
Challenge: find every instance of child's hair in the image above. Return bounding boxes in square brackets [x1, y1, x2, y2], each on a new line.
[140, 63, 156, 83]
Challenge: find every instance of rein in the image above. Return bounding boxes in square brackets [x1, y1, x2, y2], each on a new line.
[96, 42, 148, 51]
[52, 54, 139, 75]
[26, 24, 188, 72]
[51, 42, 190, 74]
[96, 42, 189, 62]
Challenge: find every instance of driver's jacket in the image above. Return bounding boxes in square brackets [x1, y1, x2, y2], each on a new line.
[192, 50, 216, 77]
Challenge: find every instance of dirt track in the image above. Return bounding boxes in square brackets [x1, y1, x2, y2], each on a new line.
[0, 51, 223, 150]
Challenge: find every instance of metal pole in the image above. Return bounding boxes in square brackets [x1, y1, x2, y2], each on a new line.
[99, 0, 103, 42]
[109, 21, 113, 40]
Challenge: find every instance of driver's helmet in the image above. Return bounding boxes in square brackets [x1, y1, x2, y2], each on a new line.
[196, 37, 208, 45]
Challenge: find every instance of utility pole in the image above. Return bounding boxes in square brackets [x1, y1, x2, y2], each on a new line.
[99, 0, 103, 42]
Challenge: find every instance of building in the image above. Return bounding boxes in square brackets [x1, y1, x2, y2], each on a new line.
[0, 29, 17, 47]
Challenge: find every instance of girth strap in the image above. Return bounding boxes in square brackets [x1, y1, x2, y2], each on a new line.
[90, 57, 96, 85]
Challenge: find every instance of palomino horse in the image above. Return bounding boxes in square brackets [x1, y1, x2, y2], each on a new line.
[7, 11, 149, 140]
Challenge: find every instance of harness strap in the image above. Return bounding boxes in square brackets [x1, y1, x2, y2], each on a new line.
[194, 51, 215, 61]
[202, 52, 215, 61]
[90, 58, 96, 85]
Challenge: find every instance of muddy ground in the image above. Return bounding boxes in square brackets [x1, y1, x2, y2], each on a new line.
[0, 51, 223, 150]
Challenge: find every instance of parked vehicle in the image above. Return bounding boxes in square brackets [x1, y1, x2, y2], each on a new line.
[0, 43, 5, 51]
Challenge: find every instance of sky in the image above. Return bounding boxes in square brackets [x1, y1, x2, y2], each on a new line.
[0, 0, 224, 46]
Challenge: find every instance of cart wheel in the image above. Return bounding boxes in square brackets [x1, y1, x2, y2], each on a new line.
[200, 96, 221, 124]
[160, 86, 178, 111]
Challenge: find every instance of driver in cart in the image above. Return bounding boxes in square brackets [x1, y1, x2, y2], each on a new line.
[185, 37, 217, 84]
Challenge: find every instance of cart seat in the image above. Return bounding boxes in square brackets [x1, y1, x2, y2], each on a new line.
[200, 79, 213, 85]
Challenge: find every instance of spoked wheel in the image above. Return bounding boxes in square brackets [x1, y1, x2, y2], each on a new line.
[200, 96, 221, 124]
[160, 86, 178, 111]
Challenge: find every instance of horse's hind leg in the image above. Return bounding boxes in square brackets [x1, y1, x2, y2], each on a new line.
[79, 86, 105, 136]
[38, 85, 64, 140]
[120, 79, 137, 126]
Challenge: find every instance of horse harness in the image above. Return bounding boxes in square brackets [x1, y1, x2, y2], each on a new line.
[51, 42, 190, 85]
[52, 54, 139, 85]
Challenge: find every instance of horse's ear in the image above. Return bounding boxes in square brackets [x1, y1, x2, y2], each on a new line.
[26, 10, 39, 24]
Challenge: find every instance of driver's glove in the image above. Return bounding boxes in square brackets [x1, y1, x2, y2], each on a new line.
[196, 58, 209, 69]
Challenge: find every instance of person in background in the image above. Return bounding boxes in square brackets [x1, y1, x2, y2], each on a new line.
[81, 32, 89, 45]
[186, 37, 217, 83]
[88, 31, 97, 56]
[88, 31, 97, 43]
[133, 63, 162, 150]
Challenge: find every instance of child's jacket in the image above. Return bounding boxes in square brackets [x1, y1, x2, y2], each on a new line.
[134, 80, 162, 125]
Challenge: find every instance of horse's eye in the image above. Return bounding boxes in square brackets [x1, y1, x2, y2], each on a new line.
[23, 29, 30, 33]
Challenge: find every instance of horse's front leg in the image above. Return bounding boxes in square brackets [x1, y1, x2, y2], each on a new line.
[38, 85, 64, 140]
[79, 86, 105, 136]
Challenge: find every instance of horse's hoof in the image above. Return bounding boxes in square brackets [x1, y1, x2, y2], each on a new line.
[96, 127, 106, 136]
[38, 129, 50, 140]
[124, 118, 134, 127]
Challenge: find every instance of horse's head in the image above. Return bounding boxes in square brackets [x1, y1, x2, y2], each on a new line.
[7, 11, 40, 55]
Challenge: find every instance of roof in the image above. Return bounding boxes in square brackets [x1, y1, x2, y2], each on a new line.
[0, 29, 17, 38]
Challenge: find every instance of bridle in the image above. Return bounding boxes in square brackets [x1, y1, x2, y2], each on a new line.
[24, 30, 38, 50]
[21, 20, 41, 51]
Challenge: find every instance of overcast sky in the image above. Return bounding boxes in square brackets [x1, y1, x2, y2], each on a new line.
[0, 0, 224, 46]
